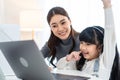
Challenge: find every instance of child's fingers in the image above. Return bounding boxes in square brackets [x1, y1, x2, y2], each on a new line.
[74, 51, 82, 61]
[66, 51, 82, 61]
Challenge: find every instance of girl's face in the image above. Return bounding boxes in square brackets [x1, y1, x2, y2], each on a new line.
[80, 41, 100, 60]
[49, 14, 71, 40]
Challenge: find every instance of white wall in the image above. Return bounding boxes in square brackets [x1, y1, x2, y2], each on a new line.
[112, 0, 120, 51]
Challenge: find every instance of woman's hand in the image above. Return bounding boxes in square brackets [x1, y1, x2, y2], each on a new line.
[102, 0, 112, 8]
[66, 51, 82, 62]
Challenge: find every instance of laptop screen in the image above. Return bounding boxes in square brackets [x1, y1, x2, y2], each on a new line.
[0, 40, 54, 80]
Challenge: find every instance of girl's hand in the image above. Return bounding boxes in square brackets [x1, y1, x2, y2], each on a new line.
[102, 0, 112, 8]
[66, 51, 82, 61]
[48, 66, 54, 71]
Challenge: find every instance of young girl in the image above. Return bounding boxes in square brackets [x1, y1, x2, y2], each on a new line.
[56, 0, 116, 79]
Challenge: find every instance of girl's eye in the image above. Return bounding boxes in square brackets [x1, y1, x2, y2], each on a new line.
[80, 41, 83, 44]
[80, 41, 87, 45]
[86, 43, 91, 45]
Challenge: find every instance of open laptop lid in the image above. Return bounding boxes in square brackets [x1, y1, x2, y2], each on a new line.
[0, 24, 20, 76]
[0, 40, 54, 80]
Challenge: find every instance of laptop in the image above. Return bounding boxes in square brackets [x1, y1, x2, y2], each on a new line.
[0, 40, 90, 80]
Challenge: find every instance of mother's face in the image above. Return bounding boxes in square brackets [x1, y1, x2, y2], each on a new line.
[49, 14, 71, 40]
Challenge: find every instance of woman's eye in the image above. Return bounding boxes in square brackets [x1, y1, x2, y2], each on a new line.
[61, 21, 66, 25]
[52, 25, 57, 28]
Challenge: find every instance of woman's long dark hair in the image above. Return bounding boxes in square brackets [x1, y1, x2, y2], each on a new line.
[109, 45, 119, 80]
[47, 7, 79, 67]
[76, 26, 104, 70]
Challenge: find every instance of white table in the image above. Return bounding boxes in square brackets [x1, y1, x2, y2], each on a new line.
[5, 75, 21, 80]
[51, 69, 103, 80]
[5, 70, 103, 80]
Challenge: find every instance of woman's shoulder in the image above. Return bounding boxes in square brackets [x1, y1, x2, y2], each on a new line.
[74, 32, 80, 42]
[74, 32, 80, 39]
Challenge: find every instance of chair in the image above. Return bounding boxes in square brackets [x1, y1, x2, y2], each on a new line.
[109, 45, 119, 80]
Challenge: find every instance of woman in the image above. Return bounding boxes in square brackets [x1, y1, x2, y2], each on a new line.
[57, 0, 117, 79]
[40, 7, 80, 67]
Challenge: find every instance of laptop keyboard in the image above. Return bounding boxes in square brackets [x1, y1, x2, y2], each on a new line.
[52, 73, 90, 80]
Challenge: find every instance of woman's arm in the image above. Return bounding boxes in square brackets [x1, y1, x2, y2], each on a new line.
[40, 42, 50, 58]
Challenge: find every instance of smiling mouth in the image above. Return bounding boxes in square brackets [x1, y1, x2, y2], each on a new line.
[58, 31, 67, 36]
[82, 52, 89, 56]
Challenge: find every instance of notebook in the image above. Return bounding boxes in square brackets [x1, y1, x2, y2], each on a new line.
[0, 40, 90, 80]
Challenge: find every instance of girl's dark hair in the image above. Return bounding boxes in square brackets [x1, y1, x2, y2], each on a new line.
[47, 6, 79, 67]
[76, 26, 104, 70]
